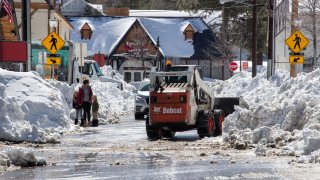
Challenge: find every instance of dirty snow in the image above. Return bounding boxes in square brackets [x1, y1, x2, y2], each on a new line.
[208, 66, 320, 162]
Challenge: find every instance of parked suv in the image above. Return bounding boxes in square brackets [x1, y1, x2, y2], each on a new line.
[135, 79, 150, 119]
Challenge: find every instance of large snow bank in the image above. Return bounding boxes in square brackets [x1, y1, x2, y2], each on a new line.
[49, 65, 135, 124]
[31, 65, 134, 124]
[0, 69, 72, 143]
[209, 66, 320, 159]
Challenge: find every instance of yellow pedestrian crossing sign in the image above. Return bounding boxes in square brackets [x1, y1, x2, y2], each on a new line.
[41, 32, 65, 54]
[285, 30, 309, 53]
[46, 56, 61, 65]
[289, 55, 304, 64]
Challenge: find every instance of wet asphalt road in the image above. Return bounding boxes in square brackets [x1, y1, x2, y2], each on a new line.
[0, 115, 319, 180]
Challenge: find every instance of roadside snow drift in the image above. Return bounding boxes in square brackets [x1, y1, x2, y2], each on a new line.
[53, 65, 135, 124]
[0, 69, 71, 143]
[209, 67, 320, 160]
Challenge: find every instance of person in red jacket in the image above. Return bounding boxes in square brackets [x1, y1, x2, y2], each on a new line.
[77, 79, 93, 126]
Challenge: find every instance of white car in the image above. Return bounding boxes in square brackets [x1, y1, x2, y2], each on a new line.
[134, 80, 150, 120]
[128, 81, 141, 93]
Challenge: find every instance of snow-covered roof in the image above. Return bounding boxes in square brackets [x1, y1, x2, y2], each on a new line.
[130, 10, 222, 27]
[61, 0, 105, 16]
[68, 17, 136, 56]
[68, 16, 217, 58]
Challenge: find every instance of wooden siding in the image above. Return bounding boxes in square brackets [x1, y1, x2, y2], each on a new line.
[114, 24, 157, 55]
[105, 7, 129, 16]
[185, 31, 194, 40]
[0, 16, 18, 41]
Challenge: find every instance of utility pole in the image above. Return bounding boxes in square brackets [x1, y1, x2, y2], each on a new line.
[22, 0, 31, 72]
[290, 0, 298, 77]
[252, 0, 257, 78]
[267, 0, 274, 78]
[221, 5, 227, 80]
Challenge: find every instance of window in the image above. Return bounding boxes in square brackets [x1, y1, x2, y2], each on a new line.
[134, 72, 141, 81]
[139, 82, 150, 91]
[163, 76, 187, 83]
[79, 63, 93, 75]
[124, 72, 131, 82]
[93, 62, 103, 76]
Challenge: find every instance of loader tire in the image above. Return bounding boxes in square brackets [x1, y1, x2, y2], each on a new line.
[197, 111, 214, 139]
[146, 117, 160, 140]
[213, 109, 225, 136]
[162, 128, 176, 139]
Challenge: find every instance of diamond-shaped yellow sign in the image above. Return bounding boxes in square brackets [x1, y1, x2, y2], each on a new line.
[41, 32, 65, 54]
[289, 55, 304, 64]
[46, 57, 61, 65]
[285, 30, 309, 53]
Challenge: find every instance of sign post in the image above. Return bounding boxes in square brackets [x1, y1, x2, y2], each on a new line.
[41, 32, 65, 80]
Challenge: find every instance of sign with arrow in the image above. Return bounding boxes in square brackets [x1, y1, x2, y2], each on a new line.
[46, 56, 61, 65]
[289, 55, 304, 64]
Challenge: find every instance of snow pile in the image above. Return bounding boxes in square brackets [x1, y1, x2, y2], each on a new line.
[100, 65, 125, 82]
[87, 80, 135, 123]
[0, 147, 46, 171]
[0, 69, 72, 143]
[49, 66, 135, 124]
[209, 66, 320, 159]
[48, 80, 75, 108]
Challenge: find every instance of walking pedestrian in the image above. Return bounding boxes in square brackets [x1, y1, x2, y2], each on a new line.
[91, 95, 99, 127]
[78, 79, 93, 127]
[72, 91, 83, 125]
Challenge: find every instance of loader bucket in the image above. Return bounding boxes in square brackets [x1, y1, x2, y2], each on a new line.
[213, 96, 249, 116]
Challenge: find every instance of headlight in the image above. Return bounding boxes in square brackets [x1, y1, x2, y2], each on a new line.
[136, 95, 147, 104]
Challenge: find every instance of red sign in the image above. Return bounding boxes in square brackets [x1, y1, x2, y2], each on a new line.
[0, 41, 27, 63]
[93, 53, 105, 66]
[242, 61, 248, 71]
[228, 61, 238, 71]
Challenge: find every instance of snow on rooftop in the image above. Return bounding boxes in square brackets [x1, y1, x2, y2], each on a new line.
[139, 18, 199, 58]
[130, 10, 222, 26]
[69, 16, 209, 58]
[69, 17, 137, 56]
